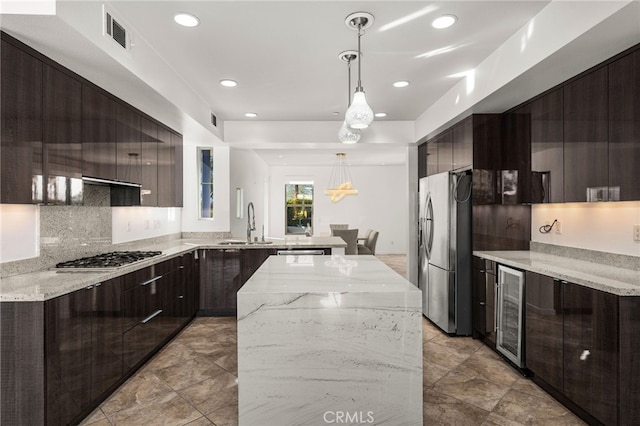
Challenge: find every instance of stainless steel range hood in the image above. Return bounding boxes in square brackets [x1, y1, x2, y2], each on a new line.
[82, 176, 141, 206]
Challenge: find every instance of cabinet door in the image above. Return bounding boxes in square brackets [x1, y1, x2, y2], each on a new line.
[530, 88, 564, 203]
[157, 125, 174, 207]
[563, 67, 609, 202]
[241, 248, 277, 284]
[501, 107, 531, 204]
[471, 257, 496, 346]
[437, 130, 453, 173]
[619, 297, 640, 425]
[199, 249, 241, 314]
[418, 143, 428, 179]
[172, 131, 183, 207]
[426, 141, 438, 176]
[116, 104, 141, 184]
[1, 38, 43, 204]
[82, 85, 117, 180]
[453, 117, 472, 171]
[90, 278, 123, 401]
[43, 64, 83, 205]
[609, 49, 640, 201]
[140, 117, 158, 206]
[563, 281, 618, 425]
[525, 272, 563, 391]
[46, 288, 92, 425]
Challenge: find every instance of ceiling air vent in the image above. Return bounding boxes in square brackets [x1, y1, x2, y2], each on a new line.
[104, 7, 129, 50]
[211, 113, 217, 127]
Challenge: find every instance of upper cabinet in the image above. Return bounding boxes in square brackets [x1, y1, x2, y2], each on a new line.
[1, 37, 43, 204]
[43, 64, 83, 205]
[452, 116, 472, 172]
[563, 66, 609, 203]
[1, 31, 184, 207]
[530, 88, 564, 203]
[436, 129, 453, 174]
[609, 48, 640, 201]
[82, 84, 118, 181]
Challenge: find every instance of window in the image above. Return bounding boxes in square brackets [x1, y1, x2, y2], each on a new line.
[198, 148, 214, 219]
[285, 183, 313, 235]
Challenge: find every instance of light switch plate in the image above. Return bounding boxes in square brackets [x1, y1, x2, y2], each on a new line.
[634, 225, 640, 241]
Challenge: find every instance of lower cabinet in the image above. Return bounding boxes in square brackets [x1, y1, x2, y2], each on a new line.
[0, 250, 199, 426]
[472, 256, 496, 347]
[199, 248, 277, 315]
[525, 271, 623, 425]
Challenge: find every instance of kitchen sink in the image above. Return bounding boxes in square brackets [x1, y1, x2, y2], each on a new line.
[218, 240, 274, 245]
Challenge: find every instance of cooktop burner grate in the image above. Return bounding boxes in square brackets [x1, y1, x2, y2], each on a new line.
[55, 251, 163, 270]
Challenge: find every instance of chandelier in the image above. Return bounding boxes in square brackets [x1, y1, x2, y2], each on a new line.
[324, 153, 358, 203]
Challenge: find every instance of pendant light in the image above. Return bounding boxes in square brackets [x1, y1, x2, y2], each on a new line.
[324, 153, 358, 203]
[344, 12, 375, 130]
[337, 51, 361, 144]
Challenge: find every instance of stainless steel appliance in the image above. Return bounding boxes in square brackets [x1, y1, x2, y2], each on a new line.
[54, 251, 162, 272]
[496, 264, 525, 367]
[418, 171, 472, 335]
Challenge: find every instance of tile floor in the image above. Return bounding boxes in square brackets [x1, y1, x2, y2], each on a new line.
[81, 255, 586, 426]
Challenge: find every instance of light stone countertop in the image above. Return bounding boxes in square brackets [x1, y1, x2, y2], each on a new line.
[0, 237, 347, 302]
[474, 250, 640, 296]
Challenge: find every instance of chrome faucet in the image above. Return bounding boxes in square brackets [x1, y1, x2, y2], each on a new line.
[247, 202, 256, 243]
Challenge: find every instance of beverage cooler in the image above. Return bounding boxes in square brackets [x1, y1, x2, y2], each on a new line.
[496, 265, 525, 367]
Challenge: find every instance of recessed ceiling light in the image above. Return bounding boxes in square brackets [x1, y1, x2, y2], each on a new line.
[393, 81, 410, 88]
[244, 112, 258, 118]
[220, 79, 237, 87]
[432, 14, 457, 29]
[375, 112, 387, 118]
[174, 12, 200, 28]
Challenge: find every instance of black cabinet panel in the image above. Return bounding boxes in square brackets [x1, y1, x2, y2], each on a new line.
[564, 67, 609, 202]
[472, 257, 496, 347]
[116, 104, 141, 184]
[82, 85, 117, 180]
[140, 118, 159, 206]
[530, 88, 564, 203]
[43, 64, 83, 205]
[426, 141, 438, 176]
[200, 249, 242, 314]
[453, 117, 472, 171]
[157, 125, 174, 207]
[525, 272, 563, 391]
[562, 282, 618, 425]
[1, 38, 43, 204]
[609, 49, 640, 201]
[172, 131, 183, 207]
[619, 297, 640, 425]
[437, 130, 453, 173]
[418, 143, 427, 179]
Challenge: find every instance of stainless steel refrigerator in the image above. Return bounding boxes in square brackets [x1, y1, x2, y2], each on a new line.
[418, 171, 472, 335]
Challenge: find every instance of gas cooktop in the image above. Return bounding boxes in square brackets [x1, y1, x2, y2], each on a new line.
[54, 251, 163, 272]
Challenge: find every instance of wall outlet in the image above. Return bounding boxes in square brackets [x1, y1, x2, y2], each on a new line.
[634, 225, 640, 241]
[555, 220, 562, 234]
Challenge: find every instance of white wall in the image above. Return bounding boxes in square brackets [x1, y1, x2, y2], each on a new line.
[112, 207, 181, 244]
[229, 148, 270, 239]
[268, 164, 409, 254]
[532, 202, 640, 257]
[0, 204, 39, 262]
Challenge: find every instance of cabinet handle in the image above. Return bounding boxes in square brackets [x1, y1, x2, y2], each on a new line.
[94, 283, 101, 287]
[224, 249, 240, 253]
[479, 301, 486, 306]
[85, 285, 94, 290]
[479, 270, 486, 273]
[141, 309, 163, 324]
[141, 275, 163, 286]
[579, 349, 591, 361]
[178, 295, 184, 299]
[561, 280, 568, 285]
[179, 265, 185, 269]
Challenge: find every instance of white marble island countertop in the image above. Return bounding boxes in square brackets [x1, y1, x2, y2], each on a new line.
[474, 250, 640, 296]
[237, 255, 423, 426]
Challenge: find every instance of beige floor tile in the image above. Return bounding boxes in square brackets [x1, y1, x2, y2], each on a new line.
[423, 340, 473, 370]
[100, 370, 174, 415]
[423, 387, 491, 425]
[178, 371, 238, 415]
[108, 391, 202, 426]
[492, 389, 586, 425]
[434, 369, 511, 412]
[206, 403, 239, 426]
[153, 355, 228, 391]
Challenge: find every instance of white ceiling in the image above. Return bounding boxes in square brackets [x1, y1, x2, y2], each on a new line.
[1, 1, 638, 166]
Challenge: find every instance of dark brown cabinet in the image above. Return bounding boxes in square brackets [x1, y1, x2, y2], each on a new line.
[436, 129, 453, 173]
[140, 118, 159, 206]
[116, 104, 141, 184]
[530, 88, 564, 203]
[609, 48, 640, 201]
[157, 125, 174, 207]
[472, 257, 496, 347]
[525, 272, 563, 391]
[43, 63, 83, 205]
[45, 277, 123, 426]
[200, 248, 277, 315]
[1, 37, 43, 204]
[418, 143, 427, 179]
[525, 271, 620, 425]
[172, 131, 184, 207]
[82, 84, 117, 180]
[426, 140, 438, 176]
[563, 281, 618, 426]
[564, 67, 609, 202]
[453, 116, 472, 171]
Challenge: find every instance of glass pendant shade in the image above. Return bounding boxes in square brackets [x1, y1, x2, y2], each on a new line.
[338, 120, 361, 144]
[345, 90, 374, 129]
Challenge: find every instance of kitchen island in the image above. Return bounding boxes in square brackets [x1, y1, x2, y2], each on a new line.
[237, 255, 423, 426]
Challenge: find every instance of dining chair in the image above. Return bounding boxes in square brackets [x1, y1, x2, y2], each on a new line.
[357, 230, 379, 255]
[331, 228, 358, 255]
[329, 224, 349, 235]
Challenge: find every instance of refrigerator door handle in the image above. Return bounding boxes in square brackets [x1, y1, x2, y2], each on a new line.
[425, 193, 434, 260]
